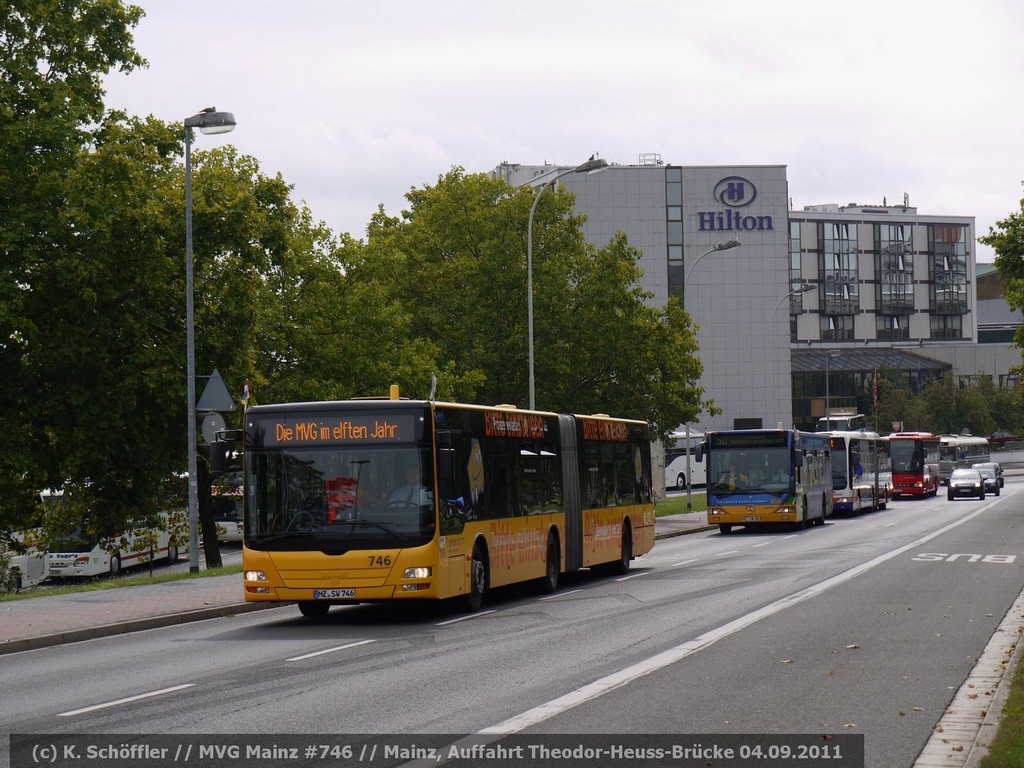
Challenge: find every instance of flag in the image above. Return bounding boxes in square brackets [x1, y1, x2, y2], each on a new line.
[242, 380, 250, 404]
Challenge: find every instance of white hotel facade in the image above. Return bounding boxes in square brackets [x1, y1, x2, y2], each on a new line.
[491, 157, 1019, 434]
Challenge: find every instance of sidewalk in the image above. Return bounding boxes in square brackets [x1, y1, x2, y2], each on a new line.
[0, 513, 713, 655]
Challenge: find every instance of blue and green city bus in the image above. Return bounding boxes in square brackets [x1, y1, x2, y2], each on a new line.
[698, 429, 833, 535]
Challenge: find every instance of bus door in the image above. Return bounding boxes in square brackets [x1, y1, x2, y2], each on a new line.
[437, 433, 473, 600]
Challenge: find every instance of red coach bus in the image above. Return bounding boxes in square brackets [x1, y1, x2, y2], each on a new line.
[888, 432, 940, 498]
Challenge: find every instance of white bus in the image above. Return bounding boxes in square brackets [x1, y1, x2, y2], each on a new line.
[47, 510, 187, 578]
[665, 432, 706, 490]
[3, 530, 50, 590]
[938, 434, 991, 482]
[816, 412, 868, 432]
[827, 431, 891, 514]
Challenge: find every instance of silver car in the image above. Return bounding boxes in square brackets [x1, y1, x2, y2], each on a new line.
[947, 468, 985, 501]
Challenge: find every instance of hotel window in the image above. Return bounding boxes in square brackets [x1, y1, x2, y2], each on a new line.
[819, 222, 859, 317]
[666, 168, 684, 302]
[820, 314, 854, 341]
[876, 224, 914, 315]
[931, 314, 962, 340]
[788, 222, 804, 336]
[929, 224, 967, 338]
[876, 314, 910, 340]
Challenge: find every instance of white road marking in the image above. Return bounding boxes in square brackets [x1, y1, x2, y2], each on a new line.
[57, 684, 195, 717]
[540, 589, 583, 600]
[435, 610, 497, 626]
[286, 639, 376, 662]
[671, 559, 699, 567]
[481, 503, 991, 734]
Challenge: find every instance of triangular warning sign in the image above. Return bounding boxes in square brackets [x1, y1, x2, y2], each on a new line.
[196, 368, 236, 412]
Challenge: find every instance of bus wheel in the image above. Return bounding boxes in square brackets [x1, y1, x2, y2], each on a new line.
[109, 554, 121, 576]
[167, 545, 178, 562]
[463, 543, 488, 612]
[539, 533, 560, 594]
[816, 496, 828, 525]
[719, 524, 732, 535]
[298, 601, 330, 618]
[676, 473, 686, 490]
[608, 525, 633, 575]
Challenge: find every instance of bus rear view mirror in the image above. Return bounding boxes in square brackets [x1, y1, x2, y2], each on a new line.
[210, 430, 243, 473]
[210, 441, 229, 472]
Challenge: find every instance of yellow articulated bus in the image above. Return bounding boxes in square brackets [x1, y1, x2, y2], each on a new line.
[238, 391, 655, 617]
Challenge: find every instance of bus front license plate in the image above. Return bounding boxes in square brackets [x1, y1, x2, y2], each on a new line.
[314, 589, 355, 600]
[741, 516, 761, 522]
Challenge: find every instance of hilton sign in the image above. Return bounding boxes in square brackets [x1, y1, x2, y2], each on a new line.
[697, 176, 774, 232]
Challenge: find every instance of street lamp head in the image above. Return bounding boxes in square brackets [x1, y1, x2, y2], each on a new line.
[185, 108, 236, 135]
[574, 157, 608, 174]
[715, 238, 741, 251]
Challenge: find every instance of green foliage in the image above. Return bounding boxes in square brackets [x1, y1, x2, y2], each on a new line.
[873, 369, 1021, 437]
[0, 1, 147, 527]
[981, 182, 1024, 359]
[363, 168, 709, 441]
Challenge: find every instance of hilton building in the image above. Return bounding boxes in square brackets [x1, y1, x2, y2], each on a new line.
[491, 157, 1019, 433]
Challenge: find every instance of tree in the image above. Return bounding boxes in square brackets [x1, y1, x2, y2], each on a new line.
[980, 183, 1024, 361]
[363, 168, 710, 442]
[919, 374, 995, 438]
[0, 0, 146, 531]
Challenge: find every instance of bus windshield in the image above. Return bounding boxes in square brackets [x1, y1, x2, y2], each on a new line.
[245, 445, 436, 551]
[708, 446, 793, 495]
[830, 442, 849, 489]
[890, 440, 922, 473]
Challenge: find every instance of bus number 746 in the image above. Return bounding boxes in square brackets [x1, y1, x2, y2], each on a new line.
[370, 555, 392, 566]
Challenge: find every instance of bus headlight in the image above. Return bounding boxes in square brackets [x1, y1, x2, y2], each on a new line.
[404, 567, 432, 579]
[244, 570, 267, 582]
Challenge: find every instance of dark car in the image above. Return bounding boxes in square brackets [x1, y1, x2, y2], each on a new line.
[989, 431, 1018, 446]
[972, 462, 1003, 491]
[947, 468, 985, 500]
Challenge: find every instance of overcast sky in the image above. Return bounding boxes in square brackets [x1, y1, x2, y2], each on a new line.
[101, 0, 1024, 262]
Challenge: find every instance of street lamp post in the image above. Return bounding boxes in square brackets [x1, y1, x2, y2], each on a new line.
[770, 280, 815, 427]
[184, 108, 236, 573]
[824, 349, 841, 428]
[680, 238, 742, 509]
[527, 156, 608, 411]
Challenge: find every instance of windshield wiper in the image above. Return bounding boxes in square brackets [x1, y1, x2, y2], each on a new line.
[338, 519, 410, 544]
[252, 532, 319, 546]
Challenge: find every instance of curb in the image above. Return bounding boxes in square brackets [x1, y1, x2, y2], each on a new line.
[0, 601, 281, 656]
